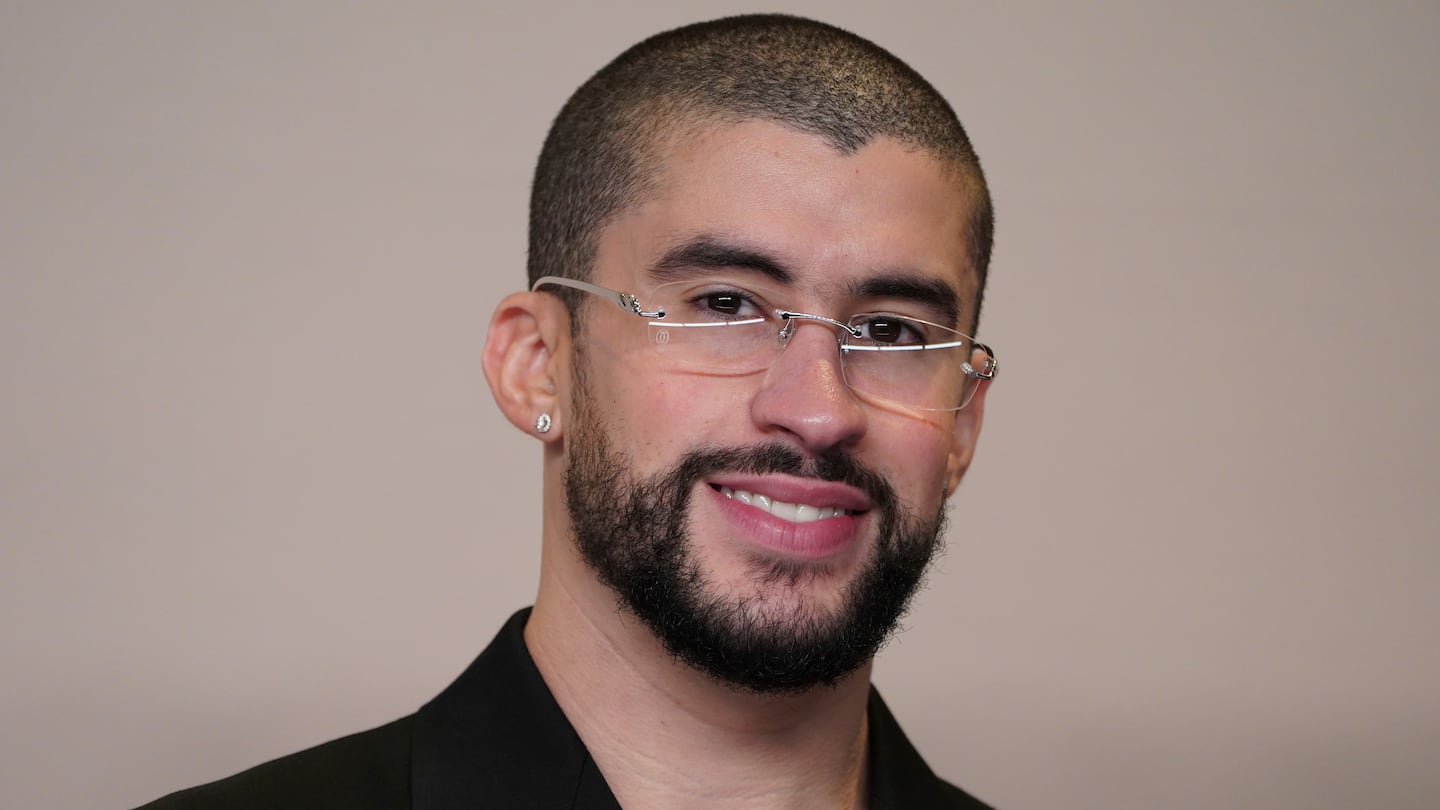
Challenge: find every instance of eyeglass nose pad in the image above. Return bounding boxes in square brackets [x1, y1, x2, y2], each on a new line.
[777, 313, 797, 345]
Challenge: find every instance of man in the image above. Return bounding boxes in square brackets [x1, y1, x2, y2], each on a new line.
[141, 14, 997, 809]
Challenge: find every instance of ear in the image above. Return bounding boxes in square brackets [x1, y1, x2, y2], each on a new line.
[944, 379, 990, 498]
[482, 291, 571, 440]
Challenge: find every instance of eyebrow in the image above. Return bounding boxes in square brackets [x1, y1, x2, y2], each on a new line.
[851, 274, 963, 329]
[649, 237, 794, 285]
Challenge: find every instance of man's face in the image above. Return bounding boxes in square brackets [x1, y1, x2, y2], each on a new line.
[561, 120, 985, 692]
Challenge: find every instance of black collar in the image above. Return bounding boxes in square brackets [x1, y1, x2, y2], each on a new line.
[411, 609, 989, 809]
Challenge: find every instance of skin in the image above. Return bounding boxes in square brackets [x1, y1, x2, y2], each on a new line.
[482, 119, 990, 809]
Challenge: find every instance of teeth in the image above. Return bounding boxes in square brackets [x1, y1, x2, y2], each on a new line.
[719, 487, 845, 524]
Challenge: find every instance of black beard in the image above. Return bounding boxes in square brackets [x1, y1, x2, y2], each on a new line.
[563, 383, 947, 694]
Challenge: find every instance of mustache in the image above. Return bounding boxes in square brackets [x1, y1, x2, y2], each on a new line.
[668, 442, 897, 512]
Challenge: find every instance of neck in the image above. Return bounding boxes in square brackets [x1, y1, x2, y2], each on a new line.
[526, 548, 873, 810]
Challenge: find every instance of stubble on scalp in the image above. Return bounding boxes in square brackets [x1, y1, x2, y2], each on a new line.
[529, 15, 994, 334]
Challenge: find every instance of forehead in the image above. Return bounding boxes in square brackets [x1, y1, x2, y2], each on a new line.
[594, 119, 977, 312]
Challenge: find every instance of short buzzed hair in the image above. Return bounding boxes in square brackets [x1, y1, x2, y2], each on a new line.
[528, 14, 994, 330]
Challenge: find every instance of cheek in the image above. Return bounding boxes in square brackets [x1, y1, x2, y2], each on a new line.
[647, 380, 754, 451]
[568, 319, 657, 431]
[578, 357, 754, 467]
[868, 416, 956, 510]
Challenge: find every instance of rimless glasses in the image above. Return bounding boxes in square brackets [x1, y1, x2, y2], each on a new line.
[533, 275, 997, 413]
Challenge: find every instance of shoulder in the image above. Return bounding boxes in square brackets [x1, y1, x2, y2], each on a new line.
[885, 768, 995, 810]
[933, 778, 998, 809]
[134, 716, 414, 810]
[867, 689, 995, 809]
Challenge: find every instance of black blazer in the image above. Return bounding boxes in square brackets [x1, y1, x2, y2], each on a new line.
[138, 609, 992, 809]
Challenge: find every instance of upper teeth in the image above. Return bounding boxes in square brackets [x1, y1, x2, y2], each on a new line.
[719, 487, 846, 524]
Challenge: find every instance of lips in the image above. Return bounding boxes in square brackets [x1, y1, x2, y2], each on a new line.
[714, 485, 854, 523]
[703, 475, 872, 559]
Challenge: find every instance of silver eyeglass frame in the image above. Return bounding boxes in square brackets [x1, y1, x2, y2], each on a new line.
[531, 275, 998, 386]
[533, 275, 667, 319]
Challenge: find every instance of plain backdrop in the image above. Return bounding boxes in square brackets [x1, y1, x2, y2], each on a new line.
[2, 3, 1437, 809]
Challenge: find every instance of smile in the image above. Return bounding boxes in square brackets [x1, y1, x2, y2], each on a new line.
[714, 485, 854, 524]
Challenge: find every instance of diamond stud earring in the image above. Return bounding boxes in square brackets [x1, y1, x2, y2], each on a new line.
[535, 413, 552, 434]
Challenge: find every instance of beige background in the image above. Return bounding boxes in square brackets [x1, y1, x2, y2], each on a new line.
[2, 3, 1437, 809]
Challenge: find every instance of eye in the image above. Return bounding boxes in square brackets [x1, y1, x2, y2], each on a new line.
[854, 315, 922, 345]
[681, 286, 767, 322]
[703, 291, 746, 316]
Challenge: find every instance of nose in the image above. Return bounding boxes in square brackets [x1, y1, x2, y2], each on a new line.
[749, 319, 868, 453]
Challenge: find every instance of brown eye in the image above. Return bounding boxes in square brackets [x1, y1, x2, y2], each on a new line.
[866, 318, 905, 343]
[705, 292, 744, 315]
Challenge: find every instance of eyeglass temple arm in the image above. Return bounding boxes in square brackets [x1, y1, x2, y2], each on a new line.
[532, 275, 665, 318]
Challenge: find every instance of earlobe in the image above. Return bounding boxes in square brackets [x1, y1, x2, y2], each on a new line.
[944, 381, 990, 497]
[481, 291, 570, 440]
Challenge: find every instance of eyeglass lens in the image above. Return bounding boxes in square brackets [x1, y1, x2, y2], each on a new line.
[638, 280, 985, 411]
